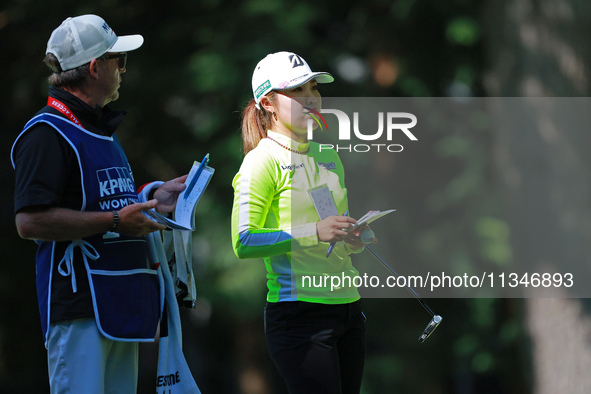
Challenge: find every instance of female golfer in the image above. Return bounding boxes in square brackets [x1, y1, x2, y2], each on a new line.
[231, 51, 366, 394]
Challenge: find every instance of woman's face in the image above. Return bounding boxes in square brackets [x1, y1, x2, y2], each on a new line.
[265, 79, 322, 142]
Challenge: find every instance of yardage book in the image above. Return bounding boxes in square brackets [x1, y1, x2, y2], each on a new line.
[144, 157, 215, 231]
[351, 209, 395, 228]
[308, 185, 395, 227]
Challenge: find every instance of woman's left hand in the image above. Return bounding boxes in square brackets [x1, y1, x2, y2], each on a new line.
[344, 224, 375, 250]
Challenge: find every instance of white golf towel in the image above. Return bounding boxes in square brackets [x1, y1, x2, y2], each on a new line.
[148, 231, 201, 394]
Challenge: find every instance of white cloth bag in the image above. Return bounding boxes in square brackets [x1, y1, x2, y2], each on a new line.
[148, 232, 201, 394]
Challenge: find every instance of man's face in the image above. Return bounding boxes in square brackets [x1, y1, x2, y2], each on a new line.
[96, 53, 126, 105]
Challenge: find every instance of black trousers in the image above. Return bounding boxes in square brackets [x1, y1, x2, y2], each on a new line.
[264, 300, 366, 394]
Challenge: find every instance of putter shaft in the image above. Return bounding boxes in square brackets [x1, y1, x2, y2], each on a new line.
[365, 245, 436, 317]
[365, 245, 443, 343]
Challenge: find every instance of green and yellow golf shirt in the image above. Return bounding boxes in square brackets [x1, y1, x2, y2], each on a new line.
[232, 130, 361, 304]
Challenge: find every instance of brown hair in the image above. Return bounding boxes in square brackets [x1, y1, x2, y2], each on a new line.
[44, 53, 90, 90]
[240, 91, 277, 154]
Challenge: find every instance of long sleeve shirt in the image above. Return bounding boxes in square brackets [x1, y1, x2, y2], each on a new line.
[232, 130, 361, 303]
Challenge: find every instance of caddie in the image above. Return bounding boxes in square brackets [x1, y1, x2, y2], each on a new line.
[11, 14, 186, 393]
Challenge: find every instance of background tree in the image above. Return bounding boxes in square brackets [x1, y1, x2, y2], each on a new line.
[483, 0, 591, 392]
[1, 0, 588, 392]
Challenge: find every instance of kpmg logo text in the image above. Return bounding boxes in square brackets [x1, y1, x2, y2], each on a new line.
[307, 109, 417, 153]
[96, 166, 137, 210]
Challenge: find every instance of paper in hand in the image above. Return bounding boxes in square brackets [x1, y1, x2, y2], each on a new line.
[144, 159, 215, 231]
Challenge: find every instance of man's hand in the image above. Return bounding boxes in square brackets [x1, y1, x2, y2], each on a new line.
[118, 199, 166, 236]
[153, 175, 188, 214]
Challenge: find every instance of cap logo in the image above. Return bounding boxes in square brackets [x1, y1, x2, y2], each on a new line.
[101, 22, 112, 34]
[290, 74, 309, 83]
[289, 54, 305, 68]
[255, 80, 272, 101]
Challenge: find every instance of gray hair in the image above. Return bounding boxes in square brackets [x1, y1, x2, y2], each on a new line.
[44, 53, 90, 89]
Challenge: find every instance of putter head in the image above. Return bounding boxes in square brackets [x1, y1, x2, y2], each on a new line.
[418, 315, 442, 343]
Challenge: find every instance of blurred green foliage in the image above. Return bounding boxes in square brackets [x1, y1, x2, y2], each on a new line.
[0, 0, 546, 393]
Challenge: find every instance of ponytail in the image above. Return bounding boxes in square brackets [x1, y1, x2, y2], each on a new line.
[240, 92, 277, 154]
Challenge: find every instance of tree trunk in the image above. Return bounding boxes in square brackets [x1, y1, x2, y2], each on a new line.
[483, 0, 591, 392]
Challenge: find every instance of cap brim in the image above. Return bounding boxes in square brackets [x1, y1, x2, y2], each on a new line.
[109, 34, 144, 53]
[285, 72, 334, 90]
[312, 72, 334, 84]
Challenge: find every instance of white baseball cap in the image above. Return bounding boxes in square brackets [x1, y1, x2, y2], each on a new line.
[46, 14, 144, 71]
[252, 51, 334, 109]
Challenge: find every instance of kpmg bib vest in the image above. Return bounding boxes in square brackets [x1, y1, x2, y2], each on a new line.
[11, 113, 162, 342]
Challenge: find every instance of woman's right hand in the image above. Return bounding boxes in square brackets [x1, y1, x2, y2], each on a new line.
[316, 215, 358, 243]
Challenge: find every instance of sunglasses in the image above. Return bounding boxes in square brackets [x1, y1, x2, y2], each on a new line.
[100, 53, 127, 69]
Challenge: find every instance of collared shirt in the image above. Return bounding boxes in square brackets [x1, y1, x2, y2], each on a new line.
[232, 130, 361, 304]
